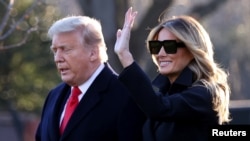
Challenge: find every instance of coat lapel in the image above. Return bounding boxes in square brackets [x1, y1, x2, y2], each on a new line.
[48, 83, 71, 141]
[60, 64, 114, 139]
[61, 88, 101, 138]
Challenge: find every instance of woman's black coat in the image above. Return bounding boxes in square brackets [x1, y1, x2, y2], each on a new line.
[118, 62, 218, 141]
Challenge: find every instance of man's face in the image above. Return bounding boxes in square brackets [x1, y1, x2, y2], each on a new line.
[50, 31, 93, 86]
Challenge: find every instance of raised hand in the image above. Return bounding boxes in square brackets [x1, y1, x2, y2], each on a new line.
[114, 7, 137, 67]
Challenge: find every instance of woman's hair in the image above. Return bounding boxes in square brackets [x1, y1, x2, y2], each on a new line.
[48, 16, 108, 62]
[146, 15, 231, 125]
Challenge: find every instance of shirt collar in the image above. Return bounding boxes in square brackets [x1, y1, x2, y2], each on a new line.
[75, 63, 105, 96]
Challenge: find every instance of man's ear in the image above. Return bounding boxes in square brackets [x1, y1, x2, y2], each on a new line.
[89, 47, 98, 61]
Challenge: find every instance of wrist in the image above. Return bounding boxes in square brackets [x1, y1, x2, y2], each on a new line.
[117, 51, 134, 68]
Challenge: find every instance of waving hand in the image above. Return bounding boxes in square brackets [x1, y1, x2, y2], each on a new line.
[114, 7, 137, 67]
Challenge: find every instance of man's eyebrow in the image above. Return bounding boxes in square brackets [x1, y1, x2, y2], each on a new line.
[50, 45, 66, 49]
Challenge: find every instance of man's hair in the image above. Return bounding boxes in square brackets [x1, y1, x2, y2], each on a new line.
[48, 16, 108, 62]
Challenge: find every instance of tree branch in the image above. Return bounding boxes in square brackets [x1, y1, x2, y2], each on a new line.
[0, 0, 14, 35]
[0, 0, 40, 41]
[0, 27, 37, 50]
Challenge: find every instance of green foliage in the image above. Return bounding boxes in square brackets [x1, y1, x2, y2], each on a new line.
[0, 1, 61, 114]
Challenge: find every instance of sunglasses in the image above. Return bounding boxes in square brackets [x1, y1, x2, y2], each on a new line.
[148, 40, 186, 54]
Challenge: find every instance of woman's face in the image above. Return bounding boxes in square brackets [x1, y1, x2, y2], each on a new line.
[152, 28, 194, 83]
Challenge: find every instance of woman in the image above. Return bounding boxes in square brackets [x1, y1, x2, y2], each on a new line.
[114, 7, 231, 141]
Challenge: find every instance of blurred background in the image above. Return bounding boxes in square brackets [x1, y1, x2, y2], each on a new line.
[0, 0, 249, 141]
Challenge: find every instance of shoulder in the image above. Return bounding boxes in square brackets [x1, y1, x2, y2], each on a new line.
[49, 82, 70, 94]
[45, 82, 70, 101]
[181, 82, 213, 102]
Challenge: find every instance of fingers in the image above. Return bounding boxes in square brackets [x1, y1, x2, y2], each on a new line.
[123, 7, 138, 29]
[116, 29, 122, 38]
[130, 9, 137, 28]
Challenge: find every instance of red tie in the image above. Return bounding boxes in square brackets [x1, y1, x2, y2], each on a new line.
[60, 86, 81, 134]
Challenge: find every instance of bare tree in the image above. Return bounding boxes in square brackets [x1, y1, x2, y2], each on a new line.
[0, 0, 47, 141]
[0, 0, 42, 51]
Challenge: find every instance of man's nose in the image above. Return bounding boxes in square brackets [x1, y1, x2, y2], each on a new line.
[54, 50, 63, 62]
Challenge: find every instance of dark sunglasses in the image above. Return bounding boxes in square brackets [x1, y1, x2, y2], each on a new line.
[148, 40, 186, 54]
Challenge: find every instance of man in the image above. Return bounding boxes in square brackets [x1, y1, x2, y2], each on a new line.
[35, 15, 145, 141]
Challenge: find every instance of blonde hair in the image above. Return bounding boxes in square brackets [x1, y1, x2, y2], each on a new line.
[146, 15, 231, 125]
[48, 16, 108, 62]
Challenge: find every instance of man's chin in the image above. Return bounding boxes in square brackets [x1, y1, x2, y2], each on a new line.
[61, 77, 72, 85]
